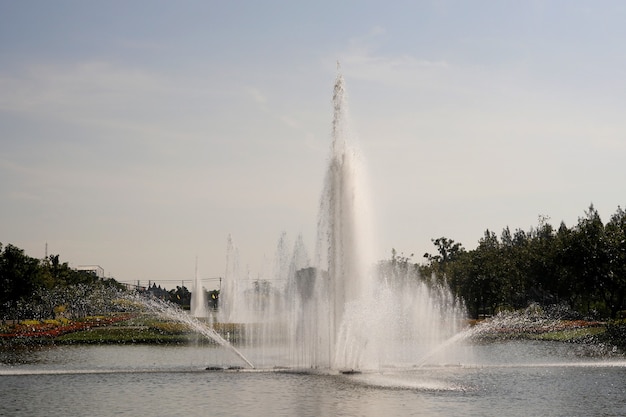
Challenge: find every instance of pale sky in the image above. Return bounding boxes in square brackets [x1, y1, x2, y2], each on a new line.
[1, 1, 625, 289]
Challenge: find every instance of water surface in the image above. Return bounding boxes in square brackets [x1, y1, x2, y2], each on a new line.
[1, 341, 625, 417]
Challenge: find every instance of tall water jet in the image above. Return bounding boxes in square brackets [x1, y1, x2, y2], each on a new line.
[307, 70, 374, 369]
[218, 68, 468, 371]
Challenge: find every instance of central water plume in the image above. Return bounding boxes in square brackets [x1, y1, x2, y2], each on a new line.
[307, 71, 374, 369]
[219, 70, 467, 371]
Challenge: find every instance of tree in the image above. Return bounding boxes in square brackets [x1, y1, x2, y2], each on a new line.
[0, 244, 40, 321]
[473, 230, 506, 316]
[169, 286, 191, 309]
[526, 217, 559, 306]
[499, 227, 528, 309]
[553, 221, 577, 307]
[570, 204, 609, 316]
[423, 237, 464, 278]
[379, 248, 417, 286]
[603, 206, 626, 318]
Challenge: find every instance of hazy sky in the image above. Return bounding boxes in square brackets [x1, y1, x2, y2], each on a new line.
[2, 1, 625, 289]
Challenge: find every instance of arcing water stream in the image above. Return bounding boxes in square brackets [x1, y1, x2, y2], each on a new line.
[136, 295, 254, 369]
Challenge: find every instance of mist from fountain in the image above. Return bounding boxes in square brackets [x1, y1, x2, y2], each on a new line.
[219, 70, 468, 371]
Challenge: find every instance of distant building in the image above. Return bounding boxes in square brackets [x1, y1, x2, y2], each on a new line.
[76, 265, 105, 279]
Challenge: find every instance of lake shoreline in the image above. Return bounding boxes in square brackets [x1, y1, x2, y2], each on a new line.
[2, 314, 624, 353]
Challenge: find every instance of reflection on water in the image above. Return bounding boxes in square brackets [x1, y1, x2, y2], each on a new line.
[1, 341, 626, 417]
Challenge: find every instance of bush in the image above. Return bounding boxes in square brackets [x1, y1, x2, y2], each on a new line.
[604, 319, 626, 349]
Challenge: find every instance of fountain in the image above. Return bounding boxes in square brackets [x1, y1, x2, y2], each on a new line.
[190, 257, 208, 318]
[4, 70, 626, 417]
[219, 69, 467, 371]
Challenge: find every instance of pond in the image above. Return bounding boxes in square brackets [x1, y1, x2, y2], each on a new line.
[1, 341, 625, 417]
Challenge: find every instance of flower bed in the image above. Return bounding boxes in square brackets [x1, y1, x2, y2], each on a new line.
[0, 314, 134, 339]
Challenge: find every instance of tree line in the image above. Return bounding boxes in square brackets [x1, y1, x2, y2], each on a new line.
[145, 282, 219, 310]
[0, 243, 220, 321]
[418, 204, 626, 319]
[0, 243, 124, 322]
[3, 203, 625, 322]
